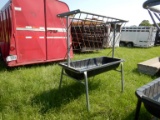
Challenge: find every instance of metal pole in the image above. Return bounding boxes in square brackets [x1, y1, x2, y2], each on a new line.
[84, 71, 90, 111]
[121, 63, 124, 92]
[66, 16, 70, 66]
[59, 68, 64, 89]
[112, 23, 116, 58]
[134, 99, 142, 120]
[148, 9, 160, 30]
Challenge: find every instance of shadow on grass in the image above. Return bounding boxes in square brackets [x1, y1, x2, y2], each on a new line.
[74, 50, 100, 54]
[123, 109, 151, 120]
[132, 68, 160, 78]
[0, 61, 7, 71]
[0, 60, 61, 72]
[122, 110, 136, 120]
[31, 81, 100, 114]
[132, 68, 141, 75]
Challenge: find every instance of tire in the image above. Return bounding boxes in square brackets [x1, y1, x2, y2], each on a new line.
[119, 42, 125, 47]
[0, 49, 3, 61]
[127, 43, 133, 48]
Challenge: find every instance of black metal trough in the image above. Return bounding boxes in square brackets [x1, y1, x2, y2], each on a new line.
[59, 56, 123, 80]
[59, 56, 124, 111]
[135, 77, 160, 119]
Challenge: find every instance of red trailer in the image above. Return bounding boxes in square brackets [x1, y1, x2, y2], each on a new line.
[0, 0, 73, 67]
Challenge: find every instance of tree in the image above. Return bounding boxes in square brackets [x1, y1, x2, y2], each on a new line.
[152, 23, 160, 27]
[139, 20, 151, 26]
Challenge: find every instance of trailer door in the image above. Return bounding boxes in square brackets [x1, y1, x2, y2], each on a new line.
[45, 0, 70, 60]
[13, 0, 46, 63]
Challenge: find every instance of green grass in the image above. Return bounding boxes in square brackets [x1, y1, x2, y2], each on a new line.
[0, 47, 160, 120]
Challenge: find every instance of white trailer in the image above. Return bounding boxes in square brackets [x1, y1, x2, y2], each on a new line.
[120, 26, 157, 47]
[103, 24, 122, 48]
[108, 31, 121, 47]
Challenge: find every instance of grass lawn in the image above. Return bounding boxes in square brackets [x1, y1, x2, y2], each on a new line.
[0, 47, 159, 120]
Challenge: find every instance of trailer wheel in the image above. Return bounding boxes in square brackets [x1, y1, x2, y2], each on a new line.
[0, 49, 3, 61]
[119, 42, 126, 47]
[127, 43, 133, 48]
[0, 48, 3, 61]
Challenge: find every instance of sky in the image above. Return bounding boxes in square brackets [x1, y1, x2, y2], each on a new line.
[0, 0, 153, 26]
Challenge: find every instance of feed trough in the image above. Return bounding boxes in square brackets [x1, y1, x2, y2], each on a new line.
[57, 9, 127, 111]
[135, 77, 160, 119]
[59, 56, 123, 80]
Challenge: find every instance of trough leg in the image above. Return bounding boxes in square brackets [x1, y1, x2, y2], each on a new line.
[135, 99, 142, 120]
[121, 63, 124, 92]
[84, 71, 90, 111]
[59, 68, 64, 89]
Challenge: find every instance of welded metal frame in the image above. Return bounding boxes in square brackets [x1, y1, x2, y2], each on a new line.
[57, 9, 127, 111]
[57, 9, 127, 65]
[59, 63, 124, 111]
[143, 0, 160, 30]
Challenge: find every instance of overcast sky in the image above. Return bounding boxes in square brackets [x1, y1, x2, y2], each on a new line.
[0, 0, 153, 26]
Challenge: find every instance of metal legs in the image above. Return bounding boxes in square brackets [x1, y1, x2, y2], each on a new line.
[84, 71, 90, 111]
[59, 68, 64, 89]
[59, 64, 124, 111]
[59, 69, 90, 111]
[121, 63, 124, 92]
[135, 99, 142, 120]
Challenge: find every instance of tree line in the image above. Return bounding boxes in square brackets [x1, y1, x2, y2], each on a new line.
[139, 20, 160, 26]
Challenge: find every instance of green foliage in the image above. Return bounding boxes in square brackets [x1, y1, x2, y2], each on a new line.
[0, 47, 160, 120]
[139, 20, 151, 26]
[152, 22, 160, 27]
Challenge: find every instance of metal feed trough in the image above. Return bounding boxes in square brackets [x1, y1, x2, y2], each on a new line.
[135, 77, 160, 120]
[57, 9, 127, 111]
[135, 0, 160, 119]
